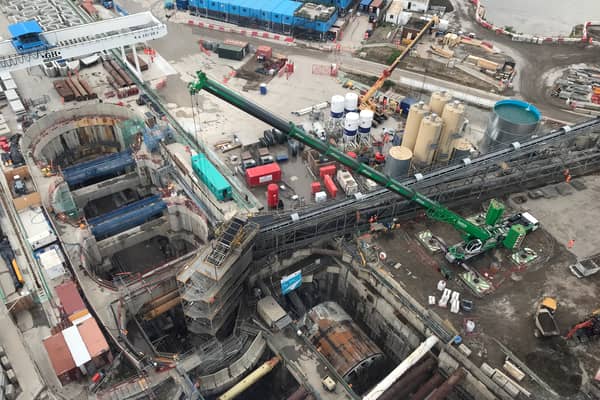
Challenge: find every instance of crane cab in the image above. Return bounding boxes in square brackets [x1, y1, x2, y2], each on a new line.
[9, 20, 50, 54]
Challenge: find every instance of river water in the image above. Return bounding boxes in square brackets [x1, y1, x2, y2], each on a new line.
[480, 0, 600, 37]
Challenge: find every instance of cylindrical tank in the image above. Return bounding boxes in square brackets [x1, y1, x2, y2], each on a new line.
[384, 146, 412, 178]
[344, 92, 359, 113]
[485, 199, 505, 226]
[331, 95, 345, 119]
[306, 302, 384, 391]
[413, 113, 443, 166]
[450, 138, 472, 162]
[343, 112, 359, 142]
[267, 184, 279, 209]
[502, 224, 526, 250]
[482, 99, 541, 153]
[429, 90, 452, 115]
[401, 101, 430, 151]
[259, 83, 267, 95]
[358, 109, 374, 139]
[437, 101, 465, 161]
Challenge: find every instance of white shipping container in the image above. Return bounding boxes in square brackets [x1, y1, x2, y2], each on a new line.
[19, 207, 57, 250]
[336, 170, 359, 195]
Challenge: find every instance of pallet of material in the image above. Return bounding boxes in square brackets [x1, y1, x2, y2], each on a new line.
[104, 63, 126, 88]
[103, 61, 127, 88]
[126, 53, 149, 71]
[64, 78, 85, 101]
[53, 80, 75, 102]
[78, 77, 97, 99]
[108, 60, 134, 86]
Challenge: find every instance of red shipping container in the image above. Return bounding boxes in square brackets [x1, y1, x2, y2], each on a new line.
[319, 165, 336, 178]
[311, 182, 321, 194]
[256, 45, 272, 59]
[323, 174, 337, 198]
[245, 163, 282, 187]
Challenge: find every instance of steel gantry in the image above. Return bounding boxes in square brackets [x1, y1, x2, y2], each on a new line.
[0, 12, 167, 74]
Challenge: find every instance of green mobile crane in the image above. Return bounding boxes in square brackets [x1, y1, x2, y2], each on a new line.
[188, 71, 539, 262]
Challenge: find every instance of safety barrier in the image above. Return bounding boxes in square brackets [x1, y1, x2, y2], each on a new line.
[186, 18, 294, 43]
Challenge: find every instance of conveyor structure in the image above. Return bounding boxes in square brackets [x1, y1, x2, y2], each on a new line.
[88, 194, 166, 239]
[0, 12, 167, 73]
[62, 150, 135, 187]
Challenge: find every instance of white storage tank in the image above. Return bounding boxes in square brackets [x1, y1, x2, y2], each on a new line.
[384, 146, 412, 178]
[343, 112, 360, 142]
[344, 92, 359, 113]
[358, 109, 374, 140]
[331, 95, 345, 119]
[401, 101, 430, 151]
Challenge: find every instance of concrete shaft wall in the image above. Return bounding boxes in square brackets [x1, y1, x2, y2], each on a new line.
[21, 103, 137, 162]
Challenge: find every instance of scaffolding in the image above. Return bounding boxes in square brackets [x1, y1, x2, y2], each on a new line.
[177, 217, 259, 336]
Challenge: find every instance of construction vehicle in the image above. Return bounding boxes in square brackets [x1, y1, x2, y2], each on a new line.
[534, 297, 560, 337]
[569, 258, 600, 278]
[565, 309, 600, 341]
[358, 16, 439, 120]
[188, 71, 540, 263]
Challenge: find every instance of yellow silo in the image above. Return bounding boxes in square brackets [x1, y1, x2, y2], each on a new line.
[401, 101, 430, 151]
[429, 91, 452, 115]
[437, 101, 466, 162]
[413, 113, 443, 166]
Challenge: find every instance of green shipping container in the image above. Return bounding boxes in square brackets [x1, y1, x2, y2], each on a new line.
[485, 199, 505, 226]
[217, 44, 246, 61]
[503, 224, 526, 250]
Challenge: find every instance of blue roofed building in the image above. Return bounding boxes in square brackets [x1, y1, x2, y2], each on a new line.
[187, 0, 338, 38]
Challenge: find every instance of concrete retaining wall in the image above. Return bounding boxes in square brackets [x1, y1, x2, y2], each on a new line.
[21, 103, 136, 162]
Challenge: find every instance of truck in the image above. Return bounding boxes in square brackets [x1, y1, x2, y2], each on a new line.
[569, 258, 600, 278]
[534, 297, 560, 337]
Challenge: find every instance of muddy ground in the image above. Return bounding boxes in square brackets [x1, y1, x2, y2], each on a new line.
[373, 184, 600, 398]
[357, 46, 499, 92]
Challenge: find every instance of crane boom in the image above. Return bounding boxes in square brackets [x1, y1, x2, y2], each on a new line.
[188, 72, 493, 258]
[360, 16, 439, 109]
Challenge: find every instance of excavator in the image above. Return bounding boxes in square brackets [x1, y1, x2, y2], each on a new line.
[565, 308, 600, 341]
[357, 15, 439, 120]
[188, 72, 540, 263]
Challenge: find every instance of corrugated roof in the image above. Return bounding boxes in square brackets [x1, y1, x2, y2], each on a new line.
[43, 332, 76, 376]
[273, 0, 301, 18]
[62, 325, 91, 367]
[77, 318, 109, 358]
[8, 20, 43, 38]
[55, 281, 86, 316]
[370, 0, 383, 8]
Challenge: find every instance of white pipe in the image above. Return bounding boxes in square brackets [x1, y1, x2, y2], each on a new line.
[363, 335, 439, 400]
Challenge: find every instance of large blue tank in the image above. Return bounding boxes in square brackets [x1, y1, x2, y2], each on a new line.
[482, 99, 541, 153]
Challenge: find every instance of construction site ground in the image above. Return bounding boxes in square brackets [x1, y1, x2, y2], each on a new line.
[373, 175, 600, 398]
[357, 46, 501, 93]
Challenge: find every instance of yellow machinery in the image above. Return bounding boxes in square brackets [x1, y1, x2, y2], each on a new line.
[359, 16, 439, 116]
